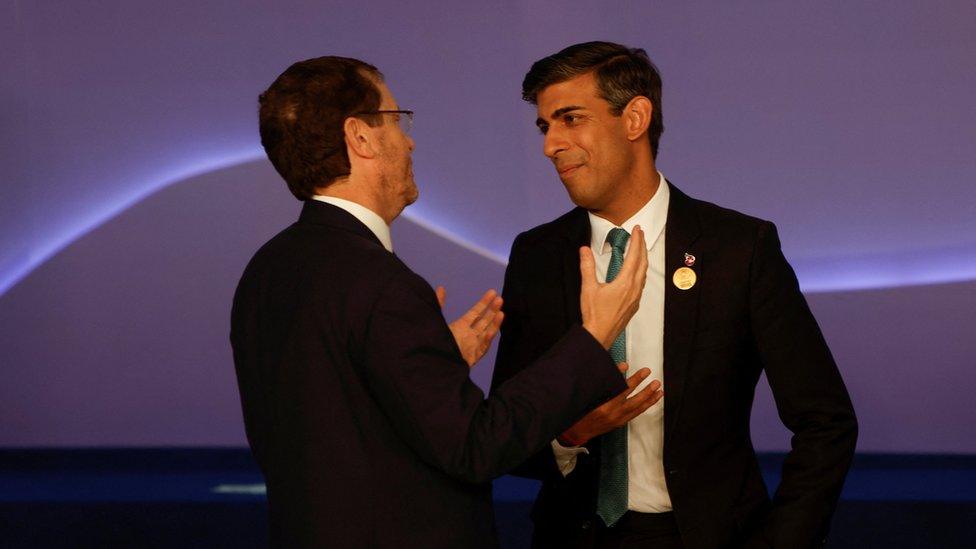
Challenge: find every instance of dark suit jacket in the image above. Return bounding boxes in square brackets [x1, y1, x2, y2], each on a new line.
[492, 183, 857, 549]
[230, 201, 627, 548]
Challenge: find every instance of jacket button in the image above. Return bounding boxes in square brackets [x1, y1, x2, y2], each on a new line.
[580, 520, 592, 530]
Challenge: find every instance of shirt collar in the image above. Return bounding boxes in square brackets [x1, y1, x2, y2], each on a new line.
[311, 195, 393, 252]
[588, 171, 670, 256]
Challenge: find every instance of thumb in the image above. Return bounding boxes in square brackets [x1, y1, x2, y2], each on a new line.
[579, 246, 597, 289]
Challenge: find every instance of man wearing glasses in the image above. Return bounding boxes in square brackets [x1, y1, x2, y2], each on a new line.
[231, 56, 652, 548]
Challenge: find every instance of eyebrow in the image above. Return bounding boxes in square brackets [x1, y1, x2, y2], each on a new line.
[535, 105, 585, 128]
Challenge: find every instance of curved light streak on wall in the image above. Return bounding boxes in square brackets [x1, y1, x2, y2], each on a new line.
[398, 211, 508, 265]
[0, 150, 264, 296]
[0, 152, 507, 297]
[0, 154, 973, 297]
[794, 244, 976, 293]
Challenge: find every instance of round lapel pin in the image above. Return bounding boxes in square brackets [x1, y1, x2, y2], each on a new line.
[684, 253, 696, 267]
[673, 267, 697, 290]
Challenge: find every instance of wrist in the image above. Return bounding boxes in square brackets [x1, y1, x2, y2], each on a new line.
[582, 322, 612, 350]
[558, 430, 587, 447]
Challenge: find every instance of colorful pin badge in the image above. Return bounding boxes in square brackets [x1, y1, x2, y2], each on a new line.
[684, 253, 696, 267]
[673, 267, 697, 290]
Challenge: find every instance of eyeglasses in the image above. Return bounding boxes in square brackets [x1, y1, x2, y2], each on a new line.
[355, 109, 414, 135]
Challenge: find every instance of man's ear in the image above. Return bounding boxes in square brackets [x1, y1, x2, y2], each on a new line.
[623, 96, 652, 142]
[344, 116, 378, 159]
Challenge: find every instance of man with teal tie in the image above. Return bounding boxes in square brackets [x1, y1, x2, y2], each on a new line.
[491, 41, 857, 548]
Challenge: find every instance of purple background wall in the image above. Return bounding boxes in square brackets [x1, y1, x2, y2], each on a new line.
[1, 2, 974, 452]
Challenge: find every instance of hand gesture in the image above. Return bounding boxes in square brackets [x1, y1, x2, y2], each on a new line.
[559, 363, 663, 446]
[579, 225, 649, 349]
[436, 287, 504, 368]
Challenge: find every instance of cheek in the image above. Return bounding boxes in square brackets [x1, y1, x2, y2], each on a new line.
[574, 134, 594, 163]
[578, 128, 614, 170]
[594, 131, 629, 172]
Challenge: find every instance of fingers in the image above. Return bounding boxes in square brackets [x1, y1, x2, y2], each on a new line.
[459, 289, 498, 325]
[435, 286, 447, 308]
[471, 295, 503, 333]
[579, 246, 597, 290]
[590, 373, 662, 434]
[627, 378, 662, 399]
[636, 226, 648, 281]
[645, 382, 664, 406]
[619, 225, 647, 279]
[481, 311, 504, 343]
[623, 367, 651, 392]
[637, 229, 649, 286]
[622, 379, 663, 416]
[464, 306, 505, 368]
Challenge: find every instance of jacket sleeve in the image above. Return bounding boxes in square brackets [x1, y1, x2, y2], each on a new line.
[491, 233, 593, 483]
[360, 264, 625, 484]
[747, 221, 858, 548]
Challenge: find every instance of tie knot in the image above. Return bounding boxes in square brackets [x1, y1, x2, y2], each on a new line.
[606, 228, 630, 252]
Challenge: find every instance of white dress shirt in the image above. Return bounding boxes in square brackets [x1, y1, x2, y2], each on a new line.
[552, 172, 673, 513]
[311, 195, 393, 253]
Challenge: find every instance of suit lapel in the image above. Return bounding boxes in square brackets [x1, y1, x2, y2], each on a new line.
[558, 208, 591, 327]
[662, 183, 702, 445]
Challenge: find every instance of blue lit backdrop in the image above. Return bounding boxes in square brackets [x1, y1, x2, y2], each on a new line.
[1, 1, 974, 452]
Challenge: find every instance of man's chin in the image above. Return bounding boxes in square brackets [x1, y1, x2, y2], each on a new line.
[403, 187, 419, 207]
[562, 184, 591, 209]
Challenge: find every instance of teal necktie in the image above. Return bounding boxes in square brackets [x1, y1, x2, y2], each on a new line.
[596, 227, 630, 527]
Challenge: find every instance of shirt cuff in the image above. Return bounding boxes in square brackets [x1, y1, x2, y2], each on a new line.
[551, 438, 589, 477]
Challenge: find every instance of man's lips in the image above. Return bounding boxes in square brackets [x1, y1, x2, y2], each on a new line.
[557, 163, 583, 176]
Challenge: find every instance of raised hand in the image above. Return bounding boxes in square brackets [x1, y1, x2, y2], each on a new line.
[436, 287, 504, 368]
[558, 362, 663, 446]
[579, 225, 649, 349]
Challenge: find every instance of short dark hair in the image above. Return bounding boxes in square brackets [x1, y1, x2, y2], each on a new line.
[259, 56, 384, 200]
[522, 41, 664, 159]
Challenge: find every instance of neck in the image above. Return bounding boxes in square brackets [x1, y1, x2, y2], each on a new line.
[592, 160, 660, 226]
[316, 174, 395, 225]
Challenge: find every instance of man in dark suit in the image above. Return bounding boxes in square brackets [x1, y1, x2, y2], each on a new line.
[231, 56, 658, 548]
[491, 42, 858, 548]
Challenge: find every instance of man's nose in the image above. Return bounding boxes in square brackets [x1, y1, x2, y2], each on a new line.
[543, 127, 568, 159]
[407, 135, 415, 152]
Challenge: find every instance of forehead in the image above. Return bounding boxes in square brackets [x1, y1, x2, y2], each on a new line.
[535, 72, 605, 117]
[373, 79, 397, 109]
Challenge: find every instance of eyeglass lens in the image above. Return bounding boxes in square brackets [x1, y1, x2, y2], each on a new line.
[399, 113, 413, 134]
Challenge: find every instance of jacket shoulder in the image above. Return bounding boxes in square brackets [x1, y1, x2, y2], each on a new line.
[238, 220, 409, 298]
[511, 208, 586, 253]
[684, 193, 773, 242]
